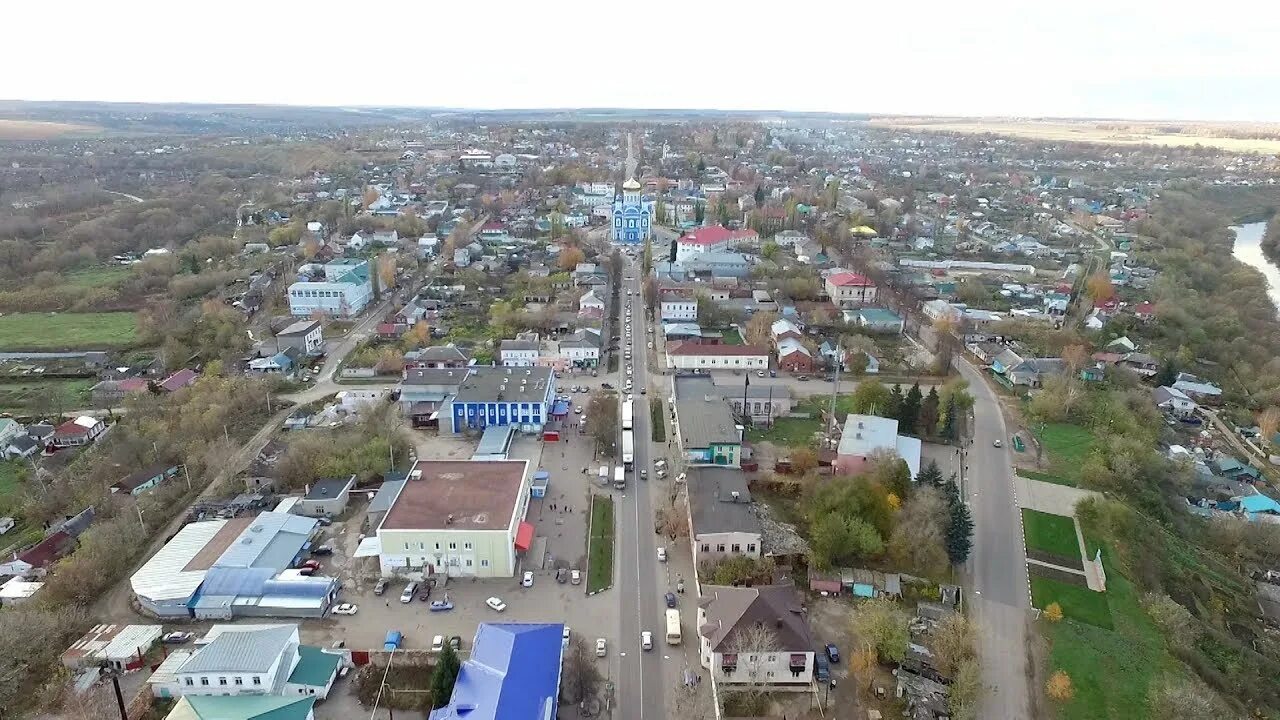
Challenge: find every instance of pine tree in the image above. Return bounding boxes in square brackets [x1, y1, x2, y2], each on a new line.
[431, 643, 462, 708]
[944, 478, 973, 564]
[887, 384, 904, 422]
[695, 201, 705, 224]
[901, 382, 923, 434]
[939, 396, 957, 440]
[917, 459, 945, 487]
[920, 387, 940, 438]
[754, 185, 765, 205]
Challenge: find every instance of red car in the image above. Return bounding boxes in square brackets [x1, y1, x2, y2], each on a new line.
[299, 559, 321, 571]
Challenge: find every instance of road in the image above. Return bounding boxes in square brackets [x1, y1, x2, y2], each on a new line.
[956, 359, 1033, 719]
[105, 190, 145, 203]
[614, 253, 667, 720]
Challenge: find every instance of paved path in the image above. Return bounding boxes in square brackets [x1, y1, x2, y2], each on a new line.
[1014, 475, 1101, 516]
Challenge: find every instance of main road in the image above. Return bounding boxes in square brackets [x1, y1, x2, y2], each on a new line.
[613, 252, 667, 720]
[957, 359, 1033, 718]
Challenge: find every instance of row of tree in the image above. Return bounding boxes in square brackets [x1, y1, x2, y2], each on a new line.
[849, 379, 975, 440]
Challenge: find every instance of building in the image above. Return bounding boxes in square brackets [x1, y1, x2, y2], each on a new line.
[151, 625, 339, 701]
[688, 468, 762, 566]
[675, 226, 757, 262]
[428, 623, 564, 720]
[161, 696, 316, 720]
[0, 576, 43, 604]
[444, 367, 556, 434]
[500, 336, 540, 367]
[275, 321, 324, 356]
[398, 367, 471, 422]
[368, 460, 532, 578]
[660, 292, 699, 322]
[578, 289, 605, 314]
[287, 259, 373, 318]
[855, 308, 904, 334]
[612, 178, 653, 243]
[773, 230, 808, 247]
[0, 506, 95, 576]
[775, 338, 814, 374]
[674, 375, 793, 424]
[697, 582, 815, 691]
[297, 476, 355, 518]
[111, 463, 181, 496]
[825, 271, 877, 308]
[666, 343, 769, 371]
[404, 344, 469, 369]
[674, 396, 743, 467]
[833, 414, 921, 479]
[558, 329, 601, 368]
[52, 415, 106, 447]
[62, 624, 163, 672]
[1153, 386, 1197, 418]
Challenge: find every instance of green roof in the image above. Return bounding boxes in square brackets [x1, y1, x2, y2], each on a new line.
[287, 645, 341, 688]
[179, 695, 316, 720]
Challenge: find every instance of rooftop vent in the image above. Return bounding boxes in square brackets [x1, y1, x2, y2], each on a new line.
[446, 514, 454, 525]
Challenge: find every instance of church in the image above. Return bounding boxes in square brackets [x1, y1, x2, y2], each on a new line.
[611, 177, 653, 244]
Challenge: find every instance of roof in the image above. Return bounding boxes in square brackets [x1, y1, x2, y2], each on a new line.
[697, 583, 814, 653]
[287, 645, 340, 687]
[428, 623, 564, 720]
[452, 367, 554, 404]
[131, 520, 229, 602]
[63, 624, 163, 665]
[15, 529, 73, 569]
[1239, 493, 1280, 515]
[675, 397, 741, 449]
[857, 307, 902, 323]
[167, 696, 316, 720]
[178, 625, 296, 674]
[678, 225, 755, 246]
[688, 468, 761, 536]
[159, 369, 198, 392]
[368, 479, 406, 515]
[827, 271, 875, 288]
[667, 342, 769, 358]
[402, 367, 471, 387]
[304, 476, 354, 501]
[213, 512, 317, 569]
[55, 417, 98, 436]
[381, 460, 528, 531]
[276, 320, 320, 337]
[837, 414, 921, 478]
[776, 338, 811, 358]
[113, 463, 178, 493]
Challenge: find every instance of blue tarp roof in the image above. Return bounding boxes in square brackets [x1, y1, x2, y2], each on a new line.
[429, 623, 563, 720]
[552, 400, 570, 415]
[1240, 494, 1280, 515]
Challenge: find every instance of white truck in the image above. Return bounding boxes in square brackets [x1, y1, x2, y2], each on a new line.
[613, 466, 625, 489]
[621, 430, 634, 466]
[621, 400, 634, 430]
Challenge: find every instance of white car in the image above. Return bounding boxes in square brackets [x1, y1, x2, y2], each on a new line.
[596, 638, 607, 657]
[486, 596, 507, 612]
[522, 571, 534, 587]
[332, 603, 358, 616]
[657, 547, 667, 562]
[627, 393, 634, 402]
[647, 342, 653, 349]
[431, 635, 444, 653]
[641, 631, 653, 651]
[627, 368, 633, 376]
[562, 626, 571, 647]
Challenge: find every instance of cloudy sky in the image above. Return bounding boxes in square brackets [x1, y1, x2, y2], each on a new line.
[8, 0, 1280, 121]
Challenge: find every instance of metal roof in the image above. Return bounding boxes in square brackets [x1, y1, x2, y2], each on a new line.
[130, 520, 228, 602]
[213, 512, 316, 569]
[429, 623, 564, 720]
[178, 626, 297, 674]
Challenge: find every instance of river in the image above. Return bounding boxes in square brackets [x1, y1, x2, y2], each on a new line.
[1231, 221, 1280, 312]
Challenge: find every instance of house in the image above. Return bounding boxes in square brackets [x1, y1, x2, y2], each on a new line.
[159, 369, 199, 393]
[275, 321, 324, 356]
[675, 225, 756, 262]
[0, 419, 24, 450]
[663, 323, 703, 342]
[674, 395, 743, 467]
[62, 624, 163, 672]
[776, 338, 814, 374]
[1173, 373, 1223, 400]
[287, 259, 372, 318]
[0, 506, 95, 576]
[398, 367, 471, 424]
[90, 377, 150, 405]
[6, 433, 40, 459]
[428, 623, 564, 720]
[666, 342, 769, 371]
[111, 463, 181, 496]
[404, 344, 469, 369]
[825, 271, 877, 308]
[725, 385, 794, 423]
[855, 308, 904, 334]
[500, 335, 541, 367]
[770, 318, 804, 343]
[151, 625, 339, 701]
[52, 415, 106, 448]
[688, 468, 762, 565]
[1153, 386, 1197, 418]
[559, 329, 602, 368]
[159, 696, 316, 720]
[248, 351, 296, 377]
[578, 289, 605, 315]
[833, 414, 921, 479]
[991, 349, 1065, 387]
[0, 576, 43, 604]
[773, 230, 808, 247]
[697, 582, 815, 691]
[660, 292, 699, 322]
[297, 475, 355, 518]
[1120, 352, 1160, 377]
[367, 459, 531, 578]
[443, 366, 557, 434]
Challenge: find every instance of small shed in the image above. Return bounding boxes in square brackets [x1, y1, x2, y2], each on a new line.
[298, 475, 355, 518]
[530, 471, 550, 498]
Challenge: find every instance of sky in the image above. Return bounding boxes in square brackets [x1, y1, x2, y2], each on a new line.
[7, 0, 1280, 121]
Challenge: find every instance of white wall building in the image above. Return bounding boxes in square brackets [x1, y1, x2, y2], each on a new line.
[697, 584, 816, 692]
[660, 295, 698, 322]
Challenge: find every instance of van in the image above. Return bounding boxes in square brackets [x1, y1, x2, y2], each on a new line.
[400, 582, 418, 603]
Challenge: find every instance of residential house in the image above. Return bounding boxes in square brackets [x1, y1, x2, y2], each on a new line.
[675, 225, 756, 262]
[398, 367, 470, 425]
[159, 696, 316, 720]
[275, 321, 324, 356]
[825, 271, 877, 308]
[991, 349, 1066, 387]
[578, 289, 605, 316]
[0, 419, 24, 451]
[660, 292, 698, 322]
[152, 625, 339, 701]
[1173, 373, 1223, 400]
[248, 350, 297, 377]
[91, 377, 150, 405]
[773, 230, 808, 247]
[53, 416, 106, 448]
[428, 623, 564, 720]
[297, 476, 355, 518]
[834, 414, 921, 479]
[666, 343, 769, 371]
[0, 506, 95, 576]
[559, 329, 601, 368]
[404, 344, 469, 369]
[688, 468, 762, 565]
[500, 335, 541, 367]
[1120, 352, 1160, 378]
[158, 369, 198, 393]
[1153, 386, 1197, 419]
[855, 308, 904, 334]
[674, 395, 743, 467]
[697, 582, 815, 691]
[775, 338, 814, 374]
[111, 463, 181, 496]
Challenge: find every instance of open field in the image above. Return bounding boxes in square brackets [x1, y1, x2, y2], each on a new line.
[747, 395, 853, 447]
[1037, 423, 1095, 483]
[869, 118, 1280, 154]
[1022, 509, 1082, 559]
[586, 493, 615, 593]
[61, 266, 133, 290]
[1032, 575, 1112, 629]
[0, 312, 138, 350]
[0, 118, 101, 140]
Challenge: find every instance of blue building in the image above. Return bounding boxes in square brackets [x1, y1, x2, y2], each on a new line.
[612, 178, 653, 244]
[445, 367, 557, 434]
[429, 623, 564, 720]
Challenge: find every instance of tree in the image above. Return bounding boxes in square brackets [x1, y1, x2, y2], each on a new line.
[560, 635, 603, 704]
[948, 658, 982, 720]
[887, 384, 904, 422]
[728, 621, 779, 693]
[900, 382, 923, 434]
[431, 643, 461, 708]
[1085, 272, 1114, 303]
[790, 447, 818, 474]
[810, 513, 883, 570]
[887, 485, 949, 578]
[1043, 602, 1064, 623]
[404, 322, 431, 349]
[917, 459, 945, 487]
[944, 477, 973, 565]
[1046, 670, 1075, 702]
[1260, 407, 1280, 448]
[931, 613, 977, 677]
[1154, 357, 1178, 387]
[754, 184, 765, 205]
[377, 253, 397, 291]
[1062, 344, 1091, 374]
[694, 200, 705, 224]
[850, 597, 910, 663]
[920, 387, 941, 436]
[642, 236, 653, 275]
[744, 310, 779, 347]
[559, 246, 586, 271]
[851, 379, 890, 415]
[642, 277, 658, 314]
[588, 391, 619, 457]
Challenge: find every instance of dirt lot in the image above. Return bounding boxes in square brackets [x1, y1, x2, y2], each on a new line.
[806, 596, 906, 719]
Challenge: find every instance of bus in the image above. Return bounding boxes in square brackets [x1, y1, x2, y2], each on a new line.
[621, 430, 634, 466]
[621, 400, 634, 430]
[664, 609, 682, 645]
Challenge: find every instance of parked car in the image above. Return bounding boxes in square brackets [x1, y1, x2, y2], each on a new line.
[556, 567, 568, 583]
[384, 631, 403, 651]
[332, 603, 358, 616]
[562, 626, 571, 647]
[570, 569, 581, 585]
[815, 653, 830, 681]
[374, 578, 389, 595]
[430, 599, 454, 612]
[418, 586, 432, 601]
[797, 375, 809, 381]
[522, 571, 535, 587]
[299, 559, 321, 571]
[449, 636, 461, 652]
[311, 545, 334, 556]
[656, 547, 667, 562]
[993, 439, 1003, 448]
[596, 638, 607, 657]
[665, 592, 677, 608]
[162, 632, 194, 644]
[825, 643, 841, 663]
[486, 596, 507, 612]
[431, 635, 445, 653]
[757, 370, 766, 377]
[400, 582, 418, 603]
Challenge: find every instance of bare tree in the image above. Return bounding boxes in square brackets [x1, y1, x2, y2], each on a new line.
[671, 679, 714, 720]
[726, 621, 779, 696]
[559, 635, 602, 704]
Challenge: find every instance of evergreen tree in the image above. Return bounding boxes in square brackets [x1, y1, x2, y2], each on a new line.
[901, 382, 923, 434]
[1155, 358, 1178, 387]
[695, 201, 705, 224]
[431, 643, 462, 708]
[943, 478, 973, 565]
[939, 396, 957, 441]
[697, 158, 706, 173]
[754, 185, 765, 205]
[887, 384, 904, 421]
[917, 459, 945, 487]
[920, 387, 941, 438]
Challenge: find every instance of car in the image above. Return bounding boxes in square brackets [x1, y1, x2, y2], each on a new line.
[486, 596, 507, 612]
[655, 459, 666, 470]
[311, 545, 334, 556]
[657, 547, 667, 562]
[430, 599, 454, 611]
[570, 569, 582, 585]
[675, 472, 687, 484]
[562, 626, 571, 647]
[384, 631, 403, 651]
[641, 631, 653, 650]
[596, 638, 607, 657]
[162, 632, 194, 644]
[449, 635, 462, 651]
[640, 388, 647, 395]
[815, 653, 830, 681]
[332, 603, 358, 616]
[757, 370, 766, 377]
[374, 578, 390, 595]
[601, 383, 614, 389]
[556, 567, 568, 583]
[522, 571, 534, 587]
[626, 393, 634, 402]
[627, 368, 633, 376]
[299, 559, 321, 571]
[431, 635, 444, 653]
[400, 582, 418, 603]
[419, 586, 432, 601]
[665, 592, 677, 608]
[574, 406, 583, 414]
[993, 439, 1003, 448]
[331, 639, 345, 649]
[769, 369, 778, 378]
[639, 469, 647, 480]
[797, 375, 809, 381]
[825, 643, 841, 663]
[297, 566, 317, 576]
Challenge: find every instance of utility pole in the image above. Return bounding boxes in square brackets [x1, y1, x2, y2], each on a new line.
[828, 358, 843, 442]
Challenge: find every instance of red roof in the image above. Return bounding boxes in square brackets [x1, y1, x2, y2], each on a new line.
[827, 271, 875, 288]
[678, 225, 757, 246]
[1134, 301, 1156, 316]
[18, 530, 71, 569]
[117, 378, 149, 393]
[514, 521, 535, 552]
[159, 369, 197, 393]
[54, 419, 90, 437]
[667, 342, 769, 357]
[480, 221, 505, 231]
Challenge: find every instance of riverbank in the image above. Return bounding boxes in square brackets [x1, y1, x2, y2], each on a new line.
[1230, 221, 1280, 312]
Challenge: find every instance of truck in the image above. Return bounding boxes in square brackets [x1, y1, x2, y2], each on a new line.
[664, 609, 682, 645]
[384, 630, 403, 651]
[621, 400, 634, 430]
[621, 430, 634, 466]
[613, 466, 625, 489]
[598, 465, 609, 486]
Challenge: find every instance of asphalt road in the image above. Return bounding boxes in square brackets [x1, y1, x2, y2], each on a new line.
[614, 255, 667, 720]
[957, 359, 1032, 719]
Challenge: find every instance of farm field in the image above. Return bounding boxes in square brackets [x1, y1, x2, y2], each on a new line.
[0, 312, 138, 350]
[0, 379, 95, 414]
[0, 119, 100, 140]
[868, 118, 1280, 154]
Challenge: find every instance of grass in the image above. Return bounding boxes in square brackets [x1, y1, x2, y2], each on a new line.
[650, 398, 666, 442]
[0, 119, 100, 140]
[0, 378, 94, 414]
[1036, 423, 1095, 484]
[0, 312, 138, 350]
[586, 494, 615, 594]
[721, 327, 744, 345]
[61, 266, 132, 290]
[746, 395, 856, 447]
[1022, 509, 1083, 559]
[1032, 576, 1113, 629]
[1018, 468, 1077, 487]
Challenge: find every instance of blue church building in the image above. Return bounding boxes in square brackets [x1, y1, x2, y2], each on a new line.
[612, 178, 653, 244]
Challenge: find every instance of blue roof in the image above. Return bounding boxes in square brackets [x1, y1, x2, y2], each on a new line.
[1240, 494, 1280, 515]
[552, 400, 570, 415]
[429, 623, 563, 720]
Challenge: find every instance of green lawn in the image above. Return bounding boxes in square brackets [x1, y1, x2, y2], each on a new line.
[1018, 468, 1077, 487]
[586, 494, 615, 594]
[0, 378, 94, 414]
[0, 312, 138, 350]
[721, 328, 744, 345]
[1032, 575, 1113, 629]
[746, 394, 862, 447]
[1022, 509, 1082, 559]
[62, 266, 132, 289]
[1037, 423, 1096, 483]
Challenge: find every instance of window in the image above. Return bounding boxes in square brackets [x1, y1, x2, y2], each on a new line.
[418, 542, 424, 550]
[435, 543, 440, 550]
[218, 677, 227, 686]
[404, 542, 409, 550]
[464, 542, 472, 550]
[184, 678, 194, 687]
[701, 544, 710, 552]
[252, 677, 261, 686]
[768, 654, 776, 662]
[716, 544, 726, 553]
[449, 542, 457, 550]
[234, 677, 243, 686]
[465, 559, 473, 567]
[731, 544, 741, 553]
[767, 671, 775, 678]
[747, 543, 757, 553]
[481, 559, 489, 567]
[200, 677, 209, 686]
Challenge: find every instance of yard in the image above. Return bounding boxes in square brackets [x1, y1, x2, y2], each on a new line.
[1021, 509, 1082, 560]
[61, 266, 132, 290]
[1033, 423, 1095, 485]
[745, 395, 856, 448]
[586, 494, 615, 594]
[0, 312, 138, 350]
[1031, 575, 1113, 629]
[0, 378, 95, 414]
[721, 327, 744, 345]
[0, 460, 40, 555]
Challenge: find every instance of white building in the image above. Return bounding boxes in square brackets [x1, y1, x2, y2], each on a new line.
[824, 271, 877, 308]
[579, 290, 605, 313]
[773, 230, 808, 248]
[287, 259, 372, 318]
[500, 337, 540, 367]
[152, 625, 340, 701]
[665, 343, 769, 371]
[660, 294, 698, 322]
[834, 414, 921, 479]
[697, 583, 815, 692]
[364, 460, 532, 579]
